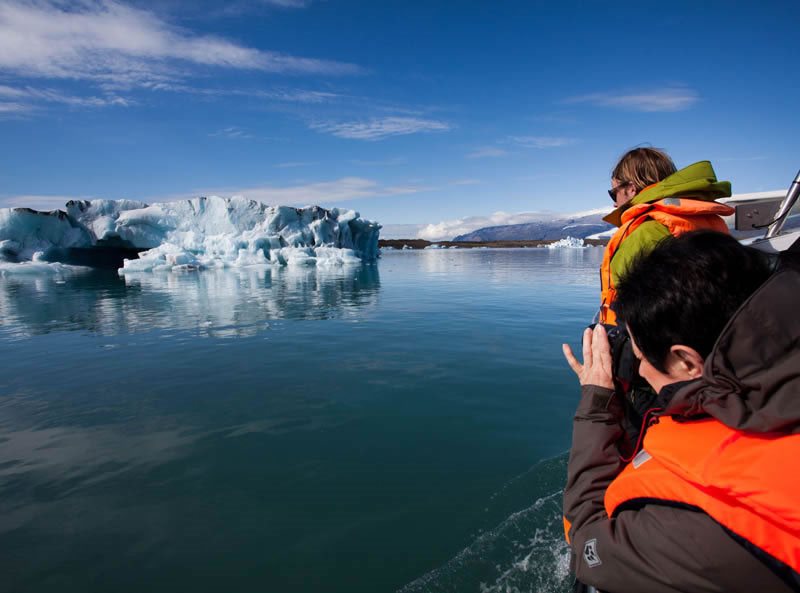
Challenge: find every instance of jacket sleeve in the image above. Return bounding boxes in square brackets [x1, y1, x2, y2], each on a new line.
[563, 384, 626, 542]
[610, 220, 671, 285]
[562, 385, 793, 593]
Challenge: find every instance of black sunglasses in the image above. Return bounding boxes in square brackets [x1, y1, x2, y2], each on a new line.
[608, 181, 632, 201]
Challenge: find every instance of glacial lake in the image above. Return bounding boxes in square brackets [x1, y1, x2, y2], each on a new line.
[0, 247, 602, 593]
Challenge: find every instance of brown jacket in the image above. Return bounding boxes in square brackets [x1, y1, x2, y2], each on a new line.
[563, 248, 800, 593]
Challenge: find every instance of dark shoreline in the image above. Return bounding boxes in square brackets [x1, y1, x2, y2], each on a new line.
[379, 238, 609, 249]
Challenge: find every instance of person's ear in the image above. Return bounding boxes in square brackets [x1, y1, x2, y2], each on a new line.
[667, 345, 705, 379]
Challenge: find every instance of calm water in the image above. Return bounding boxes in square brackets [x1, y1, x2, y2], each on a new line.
[0, 247, 602, 593]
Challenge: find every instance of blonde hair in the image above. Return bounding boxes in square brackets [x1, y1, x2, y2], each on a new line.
[612, 147, 676, 193]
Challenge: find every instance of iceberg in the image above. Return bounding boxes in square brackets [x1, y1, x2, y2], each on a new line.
[0, 197, 381, 273]
[545, 236, 586, 249]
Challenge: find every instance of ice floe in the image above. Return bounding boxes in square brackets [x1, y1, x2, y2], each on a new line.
[544, 236, 586, 249]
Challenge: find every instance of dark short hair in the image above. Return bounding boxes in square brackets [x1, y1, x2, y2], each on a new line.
[615, 231, 771, 371]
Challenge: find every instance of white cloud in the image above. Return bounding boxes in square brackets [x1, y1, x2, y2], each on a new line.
[565, 86, 699, 112]
[209, 126, 253, 139]
[466, 147, 508, 158]
[0, 0, 360, 89]
[0, 84, 130, 111]
[450, 179, 480, 186]
[415, 209, 611, 242]
[417, 212, 538, 241]
[310, 117, 451, 140]
[159, 177, 431, 206]
[508, 136, 575, 149]
[0, 101, 29, 113]
[124, 83, 342, 103]
[257, 89, 341, 103]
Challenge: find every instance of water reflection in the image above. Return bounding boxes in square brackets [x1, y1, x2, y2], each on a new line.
[406, 246, 602, 286]
[0, 264, 381, 339]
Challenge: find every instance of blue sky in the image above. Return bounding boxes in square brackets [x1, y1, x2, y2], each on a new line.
[1, 0, 798, 239]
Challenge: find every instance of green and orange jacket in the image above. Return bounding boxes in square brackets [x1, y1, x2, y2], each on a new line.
[599, 161, 734, 324]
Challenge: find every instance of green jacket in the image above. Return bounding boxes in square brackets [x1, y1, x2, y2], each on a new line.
[603, 161, 732, 284]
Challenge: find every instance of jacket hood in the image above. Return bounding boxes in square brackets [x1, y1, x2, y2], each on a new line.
[663, 251, 800, 434]
[604, 161, 732, 227]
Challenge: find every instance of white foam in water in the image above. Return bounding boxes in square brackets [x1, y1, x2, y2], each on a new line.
[0, 196, 381, 273]
[399, 490, 572, 593]
[545, 236, 585, 249]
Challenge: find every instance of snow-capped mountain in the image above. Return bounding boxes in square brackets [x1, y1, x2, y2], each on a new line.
[452, 211, 612, 242]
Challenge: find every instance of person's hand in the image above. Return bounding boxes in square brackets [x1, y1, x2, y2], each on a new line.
[562, 325, 614, 389]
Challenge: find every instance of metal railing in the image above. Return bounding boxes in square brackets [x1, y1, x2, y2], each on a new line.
[765, 170, 800, 239]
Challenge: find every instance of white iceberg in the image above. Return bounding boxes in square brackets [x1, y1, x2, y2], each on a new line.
[0, 196, 381, 273]
[545, 236, 586, 249]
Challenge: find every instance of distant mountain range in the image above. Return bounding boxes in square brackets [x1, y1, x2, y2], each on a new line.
[453, 211, 613, 242]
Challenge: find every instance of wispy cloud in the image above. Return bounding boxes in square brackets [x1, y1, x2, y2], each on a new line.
[466, 147, 509, 159]
[0, 0, 360, 90]
[0, 101, 29, 113]
[565, 86, 699, 112]
[450, 179, 480, 186]
[209, 126, 253, 139]
[310, 117, 451, 140]
[173, 177, 432, 206]
[258, 89, 341, 103]
[466, 137, 574, 157]
[127, 83, 343, 104]
[508, 136, 575, 149]
[0, 84, 130, 113]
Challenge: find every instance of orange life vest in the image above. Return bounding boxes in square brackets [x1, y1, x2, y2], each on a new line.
[598, 198, 734, 324]
[605, 416, 800, 573]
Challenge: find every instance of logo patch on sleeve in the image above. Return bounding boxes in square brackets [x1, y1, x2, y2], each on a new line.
[583, 538, 602, 567]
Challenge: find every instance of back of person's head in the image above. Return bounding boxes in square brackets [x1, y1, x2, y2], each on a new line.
[612, 147, 677, 193]
[615, 231, 771, 371]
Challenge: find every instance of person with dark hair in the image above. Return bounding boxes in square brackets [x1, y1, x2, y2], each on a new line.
[599, 148, 734, 325]
[561, 231, 800, 593]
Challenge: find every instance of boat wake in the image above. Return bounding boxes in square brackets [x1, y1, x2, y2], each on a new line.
[399, 455, 572, 593]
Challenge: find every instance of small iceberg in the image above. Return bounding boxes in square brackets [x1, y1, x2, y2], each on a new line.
[545, 236, 586, 249]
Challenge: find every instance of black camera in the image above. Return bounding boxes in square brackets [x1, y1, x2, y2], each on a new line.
[587, 323, 658, 448]
[588, 322, 639, 393]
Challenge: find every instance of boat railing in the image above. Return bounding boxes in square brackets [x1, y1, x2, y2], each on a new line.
[723, 170, 800, 252]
